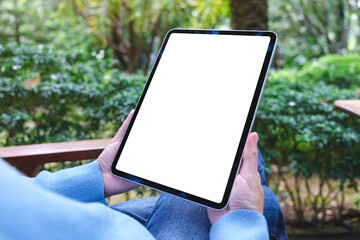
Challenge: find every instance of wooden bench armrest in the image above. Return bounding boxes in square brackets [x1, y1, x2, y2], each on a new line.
[0, 138, 112, 176]
[334, 100, 360, 119]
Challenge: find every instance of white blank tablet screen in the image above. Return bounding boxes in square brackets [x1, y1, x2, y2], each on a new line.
[115, 33, 270, 203]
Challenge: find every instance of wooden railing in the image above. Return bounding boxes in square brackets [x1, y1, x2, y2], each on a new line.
[334, 100, 360, 119]
[0, 139, 111, 176]
[332, 91, 360, 119]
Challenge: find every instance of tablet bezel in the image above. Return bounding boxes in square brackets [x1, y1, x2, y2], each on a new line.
[111, 29, 277, 210]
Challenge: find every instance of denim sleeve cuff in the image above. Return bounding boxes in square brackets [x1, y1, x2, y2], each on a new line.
[33, 161, 105, 203]
[210, 209, 269, 240]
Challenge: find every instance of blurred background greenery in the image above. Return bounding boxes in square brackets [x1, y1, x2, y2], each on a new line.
[1, 0, 360, 237]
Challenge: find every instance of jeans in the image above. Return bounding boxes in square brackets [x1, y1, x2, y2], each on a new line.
[111, 149, 288, 240]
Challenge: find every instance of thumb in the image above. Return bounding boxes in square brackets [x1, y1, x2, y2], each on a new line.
[111, 109, 135, 144]
[239, 132, 259, 178]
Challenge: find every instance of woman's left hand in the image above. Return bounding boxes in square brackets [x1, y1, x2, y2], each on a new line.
[97, 110, 140, 197]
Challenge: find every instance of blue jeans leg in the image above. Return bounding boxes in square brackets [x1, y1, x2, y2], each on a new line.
[111, 148, 288, 239]
[145, 194, 211, 240]
[263, 186, 288, 240]
[111, 194, 211, 240]
[258, 147, 267, 186]
[259, 148, 288, 239]
[110, 196, 160, 225]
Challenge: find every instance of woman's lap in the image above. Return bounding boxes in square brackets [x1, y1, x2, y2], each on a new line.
[111, 148, 287, 239]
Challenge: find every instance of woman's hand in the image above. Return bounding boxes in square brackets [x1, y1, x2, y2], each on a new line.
[207, 132, 264, 224]
[97, 110, 140, 198]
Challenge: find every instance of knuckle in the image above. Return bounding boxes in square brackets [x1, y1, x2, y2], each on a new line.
[249, 149, 258, 159]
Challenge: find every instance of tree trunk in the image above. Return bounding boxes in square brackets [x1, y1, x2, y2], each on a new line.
[14, 0, 20, 43]
[230, 0, 268, 30]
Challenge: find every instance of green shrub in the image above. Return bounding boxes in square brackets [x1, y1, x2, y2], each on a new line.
[256, 71, 360, 180]
[0, 43, 146, 146]
[254, 60, 360, 225]
[299, 54, 360, 89]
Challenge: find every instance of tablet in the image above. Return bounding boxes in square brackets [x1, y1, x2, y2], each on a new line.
[111, 29, 277, 209]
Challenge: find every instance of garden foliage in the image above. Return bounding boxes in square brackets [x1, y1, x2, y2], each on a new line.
[0, 43, 146, 147]
[257, 57, 360, 181]
[255, 54, 360, 224]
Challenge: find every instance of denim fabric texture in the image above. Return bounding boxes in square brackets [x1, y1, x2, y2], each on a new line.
[111, 148, 288, 240]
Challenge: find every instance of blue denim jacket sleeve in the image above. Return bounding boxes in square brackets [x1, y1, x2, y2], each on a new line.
[210, 209, 269, 240]
[31, 160, 105, 203]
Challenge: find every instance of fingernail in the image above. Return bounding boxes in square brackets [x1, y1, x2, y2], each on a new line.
[251, 133, 258, 146]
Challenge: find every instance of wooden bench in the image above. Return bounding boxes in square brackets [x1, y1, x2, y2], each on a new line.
[0, 139, 111, 176]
